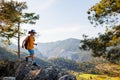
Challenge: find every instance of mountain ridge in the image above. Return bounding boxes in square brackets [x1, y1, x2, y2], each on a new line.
[36, 38, 92, 61]
[38, 38, 80, 44]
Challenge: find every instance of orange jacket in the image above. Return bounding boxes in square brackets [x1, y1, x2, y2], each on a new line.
[25, 36, 35, 50]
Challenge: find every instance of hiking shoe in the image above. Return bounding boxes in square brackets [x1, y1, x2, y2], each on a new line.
[32, 62, 38, 66]
[25, 57, 28, 62]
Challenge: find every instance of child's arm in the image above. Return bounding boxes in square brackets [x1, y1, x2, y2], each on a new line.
[22, 39, 25, 48]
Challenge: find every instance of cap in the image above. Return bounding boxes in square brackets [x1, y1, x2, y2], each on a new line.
[29, 29, 36, 34]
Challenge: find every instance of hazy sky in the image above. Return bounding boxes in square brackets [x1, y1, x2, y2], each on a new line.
[12, 0, 105, 43]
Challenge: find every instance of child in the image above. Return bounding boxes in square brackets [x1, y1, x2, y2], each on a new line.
[22, 29, 37, 66]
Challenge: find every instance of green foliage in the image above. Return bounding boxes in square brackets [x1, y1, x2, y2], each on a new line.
[0, 0, 39, 41]
[85, 0, 120, 64]
[80, 25, 120, 64]
[88, 0, 120, 27]
[107, 48, 120, 63]
[0, 1, 24, 40]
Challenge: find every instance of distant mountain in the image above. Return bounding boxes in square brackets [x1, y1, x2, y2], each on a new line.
[37, 38, 93, 62]
[0, 38, 93, 62]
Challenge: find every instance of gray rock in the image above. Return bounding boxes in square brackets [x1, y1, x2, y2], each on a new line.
[58, 75, 76, 80]
[37, 66, 68, 80]
[2, 77, 16, 80]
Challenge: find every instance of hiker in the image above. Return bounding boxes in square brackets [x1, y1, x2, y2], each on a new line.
[22, 29, 37, 66]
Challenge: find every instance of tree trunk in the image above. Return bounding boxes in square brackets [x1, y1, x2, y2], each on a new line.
[18, 22, 20, 59]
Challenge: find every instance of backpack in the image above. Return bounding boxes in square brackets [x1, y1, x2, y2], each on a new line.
[24, 36, 30, 49]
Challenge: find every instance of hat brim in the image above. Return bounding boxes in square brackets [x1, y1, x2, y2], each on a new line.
[29, 31, 37, 34]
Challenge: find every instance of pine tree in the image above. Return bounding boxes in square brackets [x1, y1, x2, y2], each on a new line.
[0, 0, 39, 59]
[80, 0, 120, 64]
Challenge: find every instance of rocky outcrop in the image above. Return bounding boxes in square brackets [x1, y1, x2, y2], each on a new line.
[0, 60, 76, 80]
[0, 60, 41, 80]
[15, 61, 41, 80]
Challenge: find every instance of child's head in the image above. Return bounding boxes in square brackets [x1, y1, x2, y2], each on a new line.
[28, 29, 36, 36]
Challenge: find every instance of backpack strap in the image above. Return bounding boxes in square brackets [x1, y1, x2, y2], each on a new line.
[27, 36, 30, 45]
[28, 36, 30, 42]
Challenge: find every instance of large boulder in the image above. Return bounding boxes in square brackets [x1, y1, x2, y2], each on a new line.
[14, 61, 41, 80]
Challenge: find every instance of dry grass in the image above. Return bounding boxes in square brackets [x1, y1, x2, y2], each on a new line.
[76, 74, 120, 80]
[68, 63, 120, 80]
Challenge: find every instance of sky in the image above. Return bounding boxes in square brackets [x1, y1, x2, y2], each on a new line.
[9, 0, 105, 43]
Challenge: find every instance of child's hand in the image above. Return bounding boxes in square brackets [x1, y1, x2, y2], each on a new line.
[34, 43, 37, 46]
[22, 45, 24, 48]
